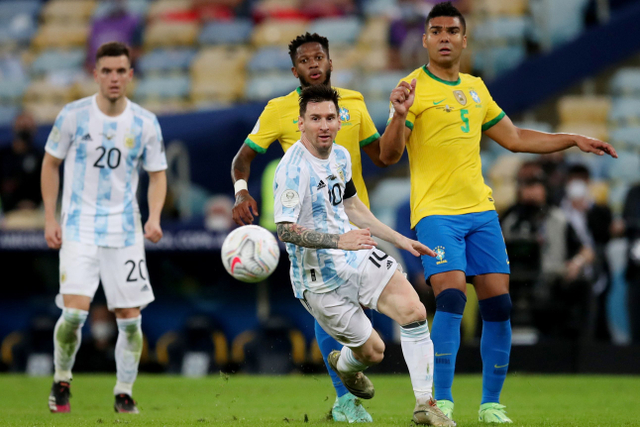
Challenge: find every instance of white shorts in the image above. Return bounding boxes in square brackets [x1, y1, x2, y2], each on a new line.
[301, 248, 398, 347]
[57, 239, 155, 311]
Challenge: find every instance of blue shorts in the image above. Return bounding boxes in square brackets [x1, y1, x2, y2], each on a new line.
[415, 210, 510, 282]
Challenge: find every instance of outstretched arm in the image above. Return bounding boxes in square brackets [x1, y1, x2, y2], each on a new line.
[379, 79, 416, 166]
[276, 222, 377, 251]
[484, 114, 618, 158]
[343, 196, 435, 257]
[231, 143, 259, 225]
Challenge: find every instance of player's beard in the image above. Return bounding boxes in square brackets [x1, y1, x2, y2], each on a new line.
[299, 68, 332, 88]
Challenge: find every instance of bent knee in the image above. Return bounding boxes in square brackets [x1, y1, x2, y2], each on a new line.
[398, 302, 427, 325]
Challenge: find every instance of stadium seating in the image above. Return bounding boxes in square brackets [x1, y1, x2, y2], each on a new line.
[199, 19, 253, 45]
[609, 98, 640, 127]
[31, 23, 90, 50]
[134, 75, 190, 100]
[147, 0, 192, 21]
[610, 68, 640, 98]
[30, 49, 86, 77]
[92, 0, 149, 20]
[308, 17, 362, 45]
[558, 95, 611, 125]
[41, 0, 96, 23]
[610, 127, 640, 151]
[251, 19, 307, 48]
[144, 21, 199, 49]
[244, 73, 298, 101]
[137, 49, 197, 75]
[246, 47, 292, 73]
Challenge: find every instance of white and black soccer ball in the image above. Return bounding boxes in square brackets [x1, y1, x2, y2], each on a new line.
[221, 225, 280, 283]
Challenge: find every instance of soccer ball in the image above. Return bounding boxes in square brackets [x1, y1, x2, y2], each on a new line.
[221, 225, 280, 283]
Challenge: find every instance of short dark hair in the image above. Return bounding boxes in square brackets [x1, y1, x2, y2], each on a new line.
[96, 42, 131, 65]
[425, 1, 466, 34]
[567, 164, 591, 180]
[299, 85, 340, 117]
[288, 32, 330, 65]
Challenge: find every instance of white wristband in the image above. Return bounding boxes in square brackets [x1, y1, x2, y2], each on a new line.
[234, 179, 248, 194]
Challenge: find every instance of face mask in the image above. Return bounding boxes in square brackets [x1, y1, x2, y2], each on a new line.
[91, 321, 116, 341]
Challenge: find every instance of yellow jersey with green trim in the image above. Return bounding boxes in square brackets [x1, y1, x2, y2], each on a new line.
[245, 86, 380, 208]
[390, 66, 505, 228]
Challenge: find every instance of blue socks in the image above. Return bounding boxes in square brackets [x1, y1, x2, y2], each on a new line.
[315, 319, 349, 398]
[432, 288, 467, 402]
[479, 294, 512, 404]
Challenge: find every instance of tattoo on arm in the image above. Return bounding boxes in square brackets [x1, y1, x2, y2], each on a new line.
[277, 223, 339, 249]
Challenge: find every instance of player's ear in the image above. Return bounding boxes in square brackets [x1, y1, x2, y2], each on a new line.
[93, 66, 99, 83]
[462, 34, 467, 49]
[329, 58, 333, 72]
[422, 33, 427, 48]
[291, 66, 299, 79]
[298, 116, 304, 132]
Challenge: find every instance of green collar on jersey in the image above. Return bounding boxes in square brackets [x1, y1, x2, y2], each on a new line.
[422, 65, 461, 86]
[296, 86, 302, 95]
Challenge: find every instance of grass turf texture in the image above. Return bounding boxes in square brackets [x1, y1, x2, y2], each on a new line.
[1, 373, 638, 426]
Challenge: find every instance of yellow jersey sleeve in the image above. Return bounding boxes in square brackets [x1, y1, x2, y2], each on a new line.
[481, 84, 506, 132]
[244, 99, 282, 153]
[358, 101, 381, 147]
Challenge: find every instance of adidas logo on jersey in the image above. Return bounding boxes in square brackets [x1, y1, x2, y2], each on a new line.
[82, 133, 92, 141]
[141, 284, 150, 292]
[317, 180, 326, 190]
[386, 260, 393, 269]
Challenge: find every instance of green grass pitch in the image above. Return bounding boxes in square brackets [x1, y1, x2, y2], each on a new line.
[1, 373, 639, 426]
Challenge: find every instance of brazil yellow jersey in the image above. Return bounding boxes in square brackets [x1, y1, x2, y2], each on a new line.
[390, 66, 505, 228]
[245, 86, 380, 208]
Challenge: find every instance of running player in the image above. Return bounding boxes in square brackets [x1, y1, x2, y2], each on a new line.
[231, 33, 385, 423]
[379, 2, 618, 423]
[41, 42, 167, 414]
[274, 84, 454, 426]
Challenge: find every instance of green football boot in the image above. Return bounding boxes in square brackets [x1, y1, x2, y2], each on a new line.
[478, 403, 513, 423]
[332, 393, 373, 423]
[436, 399, 454, 420]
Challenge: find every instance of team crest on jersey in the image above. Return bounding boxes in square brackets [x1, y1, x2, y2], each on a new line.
[60, 269, 67, 283]
[339, 107, 350, 122]
[470, 90, 481, 103]
[434, 246, 447, 265]
[338, 168, 345, 182]
[281, 189, 299, 208]
[453, 90, 467, 105]
[124, 133, 135, 149]
[50, 126, 61, 143]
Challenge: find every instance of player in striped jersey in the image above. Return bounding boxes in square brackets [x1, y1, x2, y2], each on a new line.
[274, 85, 454, 426]
[41, 42, 167, 414]
[230, 33, 387, 422]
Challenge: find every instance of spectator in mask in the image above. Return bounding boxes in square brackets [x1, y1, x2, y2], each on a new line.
[0, 111, 42, 213]
[560, 164, 612, 341]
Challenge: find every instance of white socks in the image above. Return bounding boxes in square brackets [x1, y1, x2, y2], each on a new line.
[400, 320, 435, 404]
[53, 308, 89, 383]
[114, 316, 143, 396]
[337, 345, 369, 373]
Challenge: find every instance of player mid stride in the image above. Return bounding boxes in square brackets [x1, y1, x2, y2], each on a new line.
[274, 85, 455, 426]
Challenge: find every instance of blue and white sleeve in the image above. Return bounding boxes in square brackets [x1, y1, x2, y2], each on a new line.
[273, 163, 307, 224]
[44, 106, 74, 159]
[142, 116, 168, 172]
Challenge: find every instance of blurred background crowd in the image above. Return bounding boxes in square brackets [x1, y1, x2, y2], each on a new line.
[1, 0, 640, 376]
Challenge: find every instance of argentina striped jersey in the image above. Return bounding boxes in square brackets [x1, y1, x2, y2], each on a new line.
[273, 141, 369, 298]
[45, 95, 167, 248]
